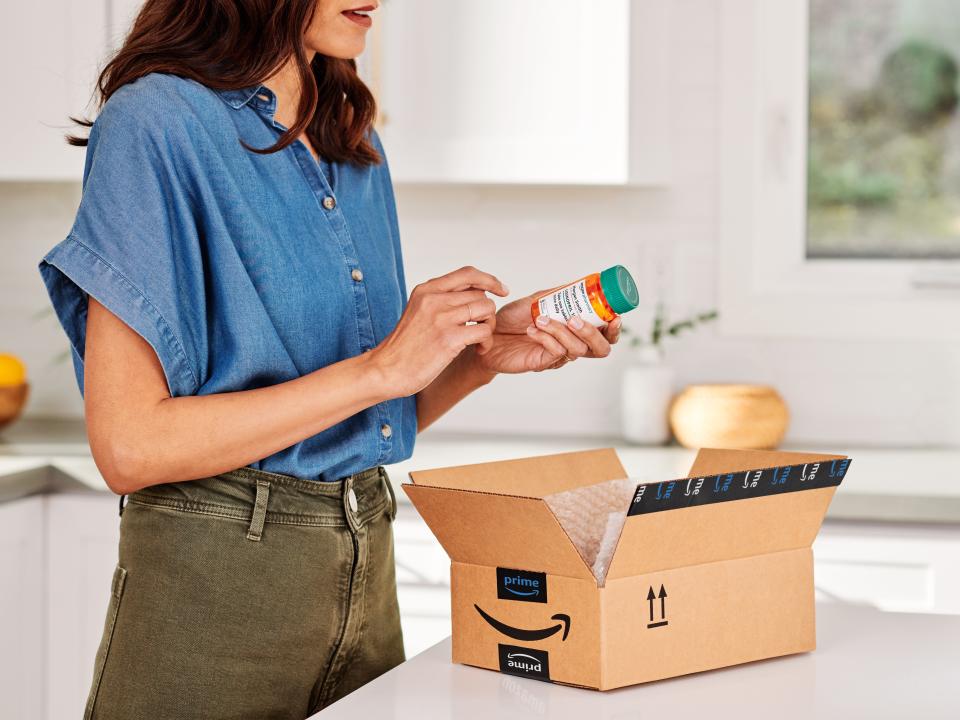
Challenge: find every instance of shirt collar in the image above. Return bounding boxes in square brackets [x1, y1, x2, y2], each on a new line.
[215, 84, 270, 110]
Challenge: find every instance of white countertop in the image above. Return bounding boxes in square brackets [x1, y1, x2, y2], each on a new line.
[313, 604, 960, 719]
[2, 419, 960, 523]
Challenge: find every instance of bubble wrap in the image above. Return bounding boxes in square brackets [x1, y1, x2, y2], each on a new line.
[592, 510, 628, 583]
[543, 478, 636, 585]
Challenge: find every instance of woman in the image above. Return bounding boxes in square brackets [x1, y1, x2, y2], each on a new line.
[38, 1, 622, 717]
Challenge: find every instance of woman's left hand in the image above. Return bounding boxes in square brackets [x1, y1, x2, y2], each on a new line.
[475, 288, 622, 374]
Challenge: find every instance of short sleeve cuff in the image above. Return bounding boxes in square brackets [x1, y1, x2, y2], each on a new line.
[38, 234, 199, 398]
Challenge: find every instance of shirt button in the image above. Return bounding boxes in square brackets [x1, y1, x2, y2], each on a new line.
[347, 487, 358, 513]
[380, 423, 393, 439]
[351, 268, 364, 282]
[322, 196, 336, 210]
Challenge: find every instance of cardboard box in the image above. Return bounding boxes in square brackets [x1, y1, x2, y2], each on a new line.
[403, 447, 851, 690]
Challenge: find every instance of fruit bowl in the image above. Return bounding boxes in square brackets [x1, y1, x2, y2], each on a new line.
[0, 382, 29, 431]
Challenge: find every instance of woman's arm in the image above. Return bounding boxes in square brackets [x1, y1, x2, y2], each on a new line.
[85, 266, 507, 494]
[85, 295, 387, 492]
[414, 346, 496, 432]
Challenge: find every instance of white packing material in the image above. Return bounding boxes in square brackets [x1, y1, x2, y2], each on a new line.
[592, 510, 628, 583]
[543, 477, 637, 586]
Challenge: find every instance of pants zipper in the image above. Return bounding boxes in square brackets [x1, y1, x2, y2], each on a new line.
[314, 526, 360, 709]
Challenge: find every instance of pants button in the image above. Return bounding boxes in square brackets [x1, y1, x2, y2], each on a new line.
[347, 487, 359, 513]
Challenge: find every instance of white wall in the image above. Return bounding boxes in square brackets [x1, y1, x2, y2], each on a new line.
[3, 0, 958, 446]
[1, 182, 85, 417]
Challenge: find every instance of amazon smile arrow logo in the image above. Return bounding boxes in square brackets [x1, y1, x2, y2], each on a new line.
[474, 604, 571, 641]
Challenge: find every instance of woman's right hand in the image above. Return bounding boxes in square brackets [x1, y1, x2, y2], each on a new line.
[369, 265, 509, 398]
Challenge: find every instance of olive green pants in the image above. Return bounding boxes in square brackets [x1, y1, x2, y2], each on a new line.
[84, 465, 405, 719]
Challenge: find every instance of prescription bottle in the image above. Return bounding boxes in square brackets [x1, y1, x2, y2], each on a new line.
[531, 265, 639, 328]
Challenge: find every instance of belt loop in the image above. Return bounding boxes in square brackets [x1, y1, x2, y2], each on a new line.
[246, 480, 271, 542]
[381, 467, 397, 521]
[118, 494, 126, 517]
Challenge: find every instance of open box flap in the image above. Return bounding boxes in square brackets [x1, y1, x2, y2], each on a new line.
[688, 448, 846, 476]
[605, 450, 850, 580]
[403, 484, 596, 580]
[408, 448, 627, 498]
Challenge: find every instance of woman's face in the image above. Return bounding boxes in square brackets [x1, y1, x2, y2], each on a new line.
[305, 1, 379, 59]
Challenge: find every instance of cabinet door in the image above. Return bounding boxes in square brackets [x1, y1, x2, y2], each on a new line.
[2, 2, 110, 180]
[393, 505, 452, 656]
[814, 522, 960, 614]
[375, 0, 631, 184]
[45, 494, 122, 719]
[0, 497, 45, 719]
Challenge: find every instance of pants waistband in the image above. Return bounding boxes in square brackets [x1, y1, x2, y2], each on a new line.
[126, 465, 394, 531]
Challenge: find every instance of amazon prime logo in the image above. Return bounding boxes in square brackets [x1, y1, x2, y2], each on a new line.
[497, 567, 547, 603]
[498, 644, 550, 681]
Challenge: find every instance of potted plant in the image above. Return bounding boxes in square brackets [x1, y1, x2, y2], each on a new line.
[620, 305, 717, 444]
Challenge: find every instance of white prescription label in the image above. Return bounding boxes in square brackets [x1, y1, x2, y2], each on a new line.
[537, 279, 606, 327]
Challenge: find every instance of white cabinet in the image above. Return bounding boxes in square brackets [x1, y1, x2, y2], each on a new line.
[1, 1, 142, 180]
[2, 1, 104, 180]
[393, 504, 452, 657]
[370, 0, 671, 185]
[0, 490, 120, 719]
[814, 521, 960, 614]
[6, 2, 671, 186]
[45, 494, 122, 719]
[0, 498, 46, 720]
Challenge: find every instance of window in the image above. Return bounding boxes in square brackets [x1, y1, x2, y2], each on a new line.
[719, 0, 960, 340]
[807, 0, 960, 260]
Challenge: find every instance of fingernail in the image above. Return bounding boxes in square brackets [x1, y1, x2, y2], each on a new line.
[501, 282, 510, 294]
[568, 316, 584, 330]
[536, 315, 550, 327]
[526, 325, 538, 336]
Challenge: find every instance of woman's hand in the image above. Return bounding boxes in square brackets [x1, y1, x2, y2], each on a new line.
[369, 266, 509, 398]
[475, 288, 623, 374]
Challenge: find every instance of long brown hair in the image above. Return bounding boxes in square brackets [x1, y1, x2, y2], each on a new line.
[67, 0, 380, 166]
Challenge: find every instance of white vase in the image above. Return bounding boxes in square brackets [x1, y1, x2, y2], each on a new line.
[620, 346, 675, 445]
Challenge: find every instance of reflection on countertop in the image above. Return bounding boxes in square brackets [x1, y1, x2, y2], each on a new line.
[2, 417, 960, 524]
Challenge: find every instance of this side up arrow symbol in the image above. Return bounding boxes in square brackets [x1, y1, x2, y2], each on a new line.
[646, 584, 669, 629]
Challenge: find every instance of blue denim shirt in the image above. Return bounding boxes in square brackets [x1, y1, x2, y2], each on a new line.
[38, 72, 417, 482]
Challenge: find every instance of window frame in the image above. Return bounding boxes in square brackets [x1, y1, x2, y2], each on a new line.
[718, 0, 960, 341]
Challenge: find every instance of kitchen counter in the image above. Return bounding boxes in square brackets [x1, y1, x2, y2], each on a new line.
[3, 418, 960, 524]
[313, 604, 960, 719]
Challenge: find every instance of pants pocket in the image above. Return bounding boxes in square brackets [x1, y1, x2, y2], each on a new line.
[83, 564, 128, 720]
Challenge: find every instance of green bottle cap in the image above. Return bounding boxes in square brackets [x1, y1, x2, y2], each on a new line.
[599, 265, 639, 315]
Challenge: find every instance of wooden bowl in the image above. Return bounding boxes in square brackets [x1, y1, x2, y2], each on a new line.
[669, 384, 789, 450]
[0, 382, 29, 431]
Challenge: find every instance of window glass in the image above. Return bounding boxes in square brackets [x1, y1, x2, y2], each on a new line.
[807, 0, 960, 258]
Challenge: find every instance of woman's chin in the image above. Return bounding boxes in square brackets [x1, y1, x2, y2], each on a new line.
[309, 37, 367, 61]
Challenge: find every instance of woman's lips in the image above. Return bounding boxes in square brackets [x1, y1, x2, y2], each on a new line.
[342, 6, 374, 28]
